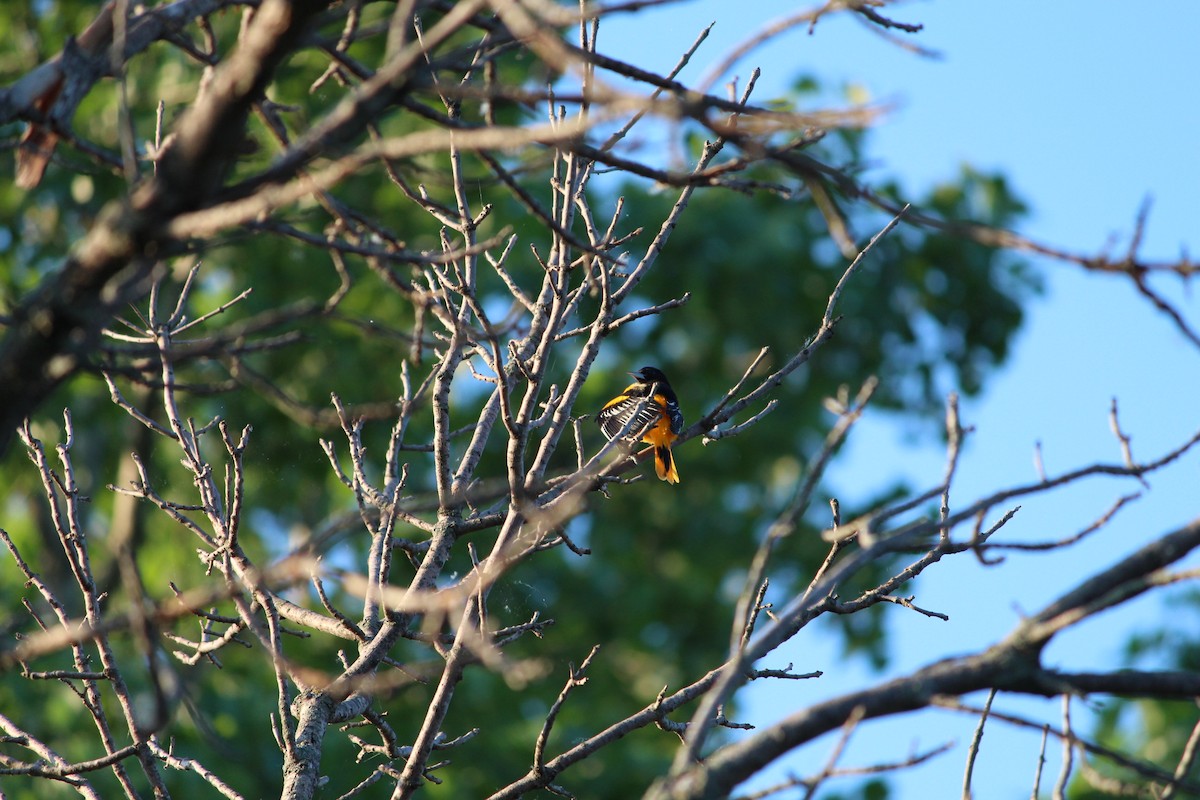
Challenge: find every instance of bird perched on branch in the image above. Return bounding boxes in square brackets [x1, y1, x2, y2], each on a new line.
[596, 366, 684, 484]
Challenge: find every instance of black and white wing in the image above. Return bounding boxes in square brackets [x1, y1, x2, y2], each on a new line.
[664, 398, 684, 435]
[596, 395, 658, 441]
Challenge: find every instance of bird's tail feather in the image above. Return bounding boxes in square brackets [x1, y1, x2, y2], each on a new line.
[654, 446, 680, 484]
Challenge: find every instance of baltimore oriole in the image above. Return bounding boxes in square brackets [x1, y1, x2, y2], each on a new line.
[596, 366, 684, 484]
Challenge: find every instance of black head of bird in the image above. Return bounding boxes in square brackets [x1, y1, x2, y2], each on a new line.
[631, 366, 669, 384]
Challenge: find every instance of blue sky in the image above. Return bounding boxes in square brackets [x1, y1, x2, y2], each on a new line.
[605, 2, 1200, 797]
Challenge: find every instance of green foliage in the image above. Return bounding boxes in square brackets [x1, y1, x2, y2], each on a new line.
[821, 778, 891, 800]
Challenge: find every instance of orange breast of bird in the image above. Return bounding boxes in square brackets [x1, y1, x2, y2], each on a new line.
[640, 395, 678, 450]
[642, 399, 680, 483]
